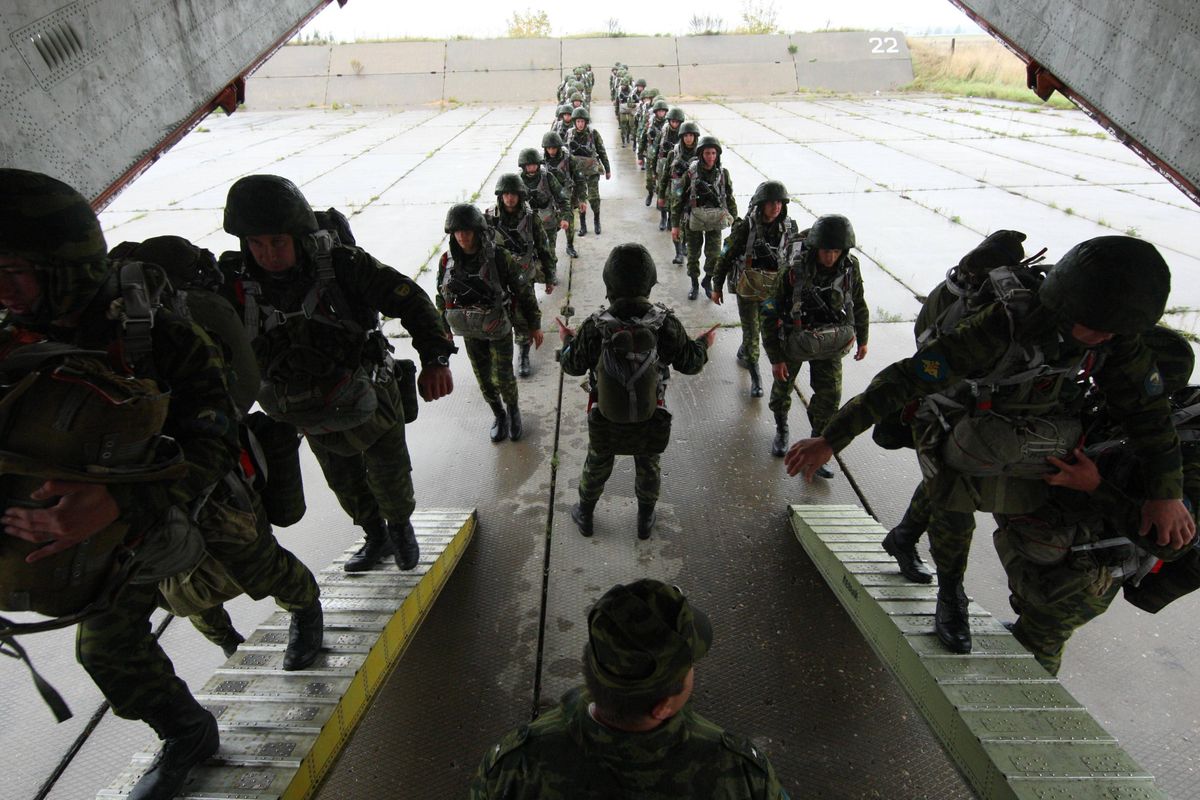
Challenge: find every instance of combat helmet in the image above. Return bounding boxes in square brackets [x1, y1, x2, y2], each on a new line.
[602, 243, 657, 300]
[1039, 236, 1169, 335]
[556, 103, 573, 118]
[517, 147, 543, 167]
[0, 168, 111, 323]
[444, 203, 487, 234]
[494, 173, 528, 198]
[651, 99, 669, 113]
[223, 175, 318, 238]
[542, 131, 565, 149]
[571, 107, 591, 123]
[643, 88, 660, 100]
[620, 75, 632, 86]
[635, 78, 647, 88]
[807, 215, 855, 250]
[665, 107, 686, 122]
[696, 135, 723, 156]
[679, 121, 701, 139]
[750, 180, 789, 208]
[569, 91, 584, 104]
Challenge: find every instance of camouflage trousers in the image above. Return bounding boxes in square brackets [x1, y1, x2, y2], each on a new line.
[578, 449, 661, 504]
[512, 280, 542, 346]
[766, 354, 843, 434]
[736, 293, 764, 363]
[645, 158, 660, 193]
[309, 417, 416, 528]
[464, 335, 518, 406]
[926, 504, 977, 584]
[578, 175, 602, 206]
[619, 113, 635, 143]
[684, 228, 722, 279]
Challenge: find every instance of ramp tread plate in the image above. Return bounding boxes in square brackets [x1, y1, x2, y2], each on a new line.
[788, 504, 1167, 800]
[99, 509, 476, 800]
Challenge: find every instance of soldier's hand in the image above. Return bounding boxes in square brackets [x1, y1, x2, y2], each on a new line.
[2, 481, 120, 563]
[1044, 448, 1101, 493]
[772, 362, 789, 382]
[711, 289, 724, 305]
[1139, 498, 1197, 550]
[604, 172, 611, 180]
[531, 329, 546, 349]
[637, 159, 644, 168]
[544, 282, 556, 295]
[555, 317, 574, 342]
[671, 227, 681, 242]
[699, 325, 718, 348]
[579, 202, 587, 213]
[784, 437, 835, 481]
[657, 198, 666, 208]
[418, 364, 454, 402]
[559, 220, 569, 230]
[854, 344, 868, 361]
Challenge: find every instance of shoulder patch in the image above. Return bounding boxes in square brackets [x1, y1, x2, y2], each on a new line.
[394, 282, 411, 297]
[1145, 366, 1164, 397]
[914, 350, 949, 382]
[720, 731, 769, 774]
[483, 725, 530, 775]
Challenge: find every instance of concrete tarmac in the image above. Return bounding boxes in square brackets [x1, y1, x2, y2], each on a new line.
[5, 95, 1198, 800]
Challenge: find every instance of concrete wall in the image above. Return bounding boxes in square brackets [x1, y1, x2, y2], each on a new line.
[245, 32, 913, 109]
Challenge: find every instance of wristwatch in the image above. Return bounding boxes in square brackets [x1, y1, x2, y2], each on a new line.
[427, 355, 450, 367]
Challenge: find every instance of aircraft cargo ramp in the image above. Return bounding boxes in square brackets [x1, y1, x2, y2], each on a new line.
[3, 101, 1199, 799]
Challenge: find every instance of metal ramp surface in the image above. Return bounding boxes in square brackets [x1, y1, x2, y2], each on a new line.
[96, 509, 476, 800]
[789, 504, 1167, 800]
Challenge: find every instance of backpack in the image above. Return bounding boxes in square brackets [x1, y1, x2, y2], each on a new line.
[734, 212, 799, 301]
[592, 306, 670, 423]
[780, 242, 858, 361]
[686, 161, 732, 232]
[567, 128, 602, 176]
[439, 240, 512, 341]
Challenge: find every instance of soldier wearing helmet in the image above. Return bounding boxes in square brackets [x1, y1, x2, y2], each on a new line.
[637, 99, 671, 179]
[222, 174, 455, 575]
[711, 180, 802, 400]
[787, 236, 1192, 656]
[616, 75, 638, 147]
[487, 172, 556, 382]
[632, 87, 657, 160]
[552, 104, 575, 142]
[518, 146, 571, 256]
[760, 214, 868, 463]
[647, 107, 687, 222]
[541, 130, 584, 259]
[657, 120, 702, 267]
[566, 107, 612, 237]
[469, 579, 788, 798]
[670, 136, 738, 301]
[437, 203, 542, 443]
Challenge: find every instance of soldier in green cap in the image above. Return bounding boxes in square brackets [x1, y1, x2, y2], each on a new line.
[762, 214, 868, 463]
[670, 136, 738, 301]
[541, 131, 583, 259]
[657, 120, 702, 267]
[565, 107, 611, 238]
[222, 174, 456, 573]
[437, 203, 542, 442]
[711, 180, 802, 399]
[469, 578, 788, 798]
[786, 236, 1193, 656]
[486, 172, 556, 379]
[558, 244, 712, 539]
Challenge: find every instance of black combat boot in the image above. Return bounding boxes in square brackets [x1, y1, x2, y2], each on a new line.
[508, 404, 524, 441]
[578, 214, 587, 236]
[934, 577, 972, 654]
[282, 600, 324, 671]
[688, 275, 699, 301]
[700, 274, 713, 299]
[593, 208, 601, 235]
[881, 510, 934, 583]
[672, 240, 684, 265]
[658, 208, 668, 231]
[216, 630, 244, 659]
[644, 190, 653, 206]
[814, 462, 835, 479]
[489, 400, 509, 442]
[344, 521, 394, 572]
[571, 500, 596, 537]
[636, 502, 657, 540]
[386, 520, 421, 570]
[129, 695, 219, 800]
[735, 345, 749, 369]
[518, 342, 532, 378]
[566, 242, 579, 258]
[771, 413, 789, 457]
[748, 361, 763, 398]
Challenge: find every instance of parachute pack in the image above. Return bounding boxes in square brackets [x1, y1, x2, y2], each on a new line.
[439, 238, 512, 342]
[591, 305, 670, 424]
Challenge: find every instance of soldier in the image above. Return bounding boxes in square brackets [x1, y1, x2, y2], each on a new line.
[638, 99, 670, 189]
[469, 578, 788, 799]
[761, 215, 868, 464]
[786, 236, 1193, 655]
[486, 173, 556, 380]
[0, 169, 241, 798]
[994, 325, 1198, 675]
[437, 203, 542, 442]
[518, 146, 571, 259]
[559, 244, 712, 539]
[566, 107, 611, 238]
[616, 76, 637, 146]
[542, 131, 583, 259]
[222, 175, 455, 573]
[551, 104, 574, 142]
[649, 107, 686, 230]
[670, 136, 738, 301]
[711, 181, 801, 399]
[569, 91, 586, 112]
[657, 120, 702, 267]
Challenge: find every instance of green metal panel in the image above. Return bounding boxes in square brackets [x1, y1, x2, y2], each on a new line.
[789, 504, 1169, 800]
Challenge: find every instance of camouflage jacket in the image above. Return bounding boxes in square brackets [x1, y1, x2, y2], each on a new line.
[669, 163, 737, 229]
[519, 167, 571, 229]
[486, 204, 557, 285]
[761, 249, 868, 364]
[468, 688, 789, 799]
[713, 212, 799, 293]
[655, 141, 699, 200]
[821, 302, 1183, 500]
[544, 150, 582, 200]
[559, 298, 709, 381]
[435, 241, 541, 332]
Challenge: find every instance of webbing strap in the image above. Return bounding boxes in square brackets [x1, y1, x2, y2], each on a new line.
[0, 633, 72, 722]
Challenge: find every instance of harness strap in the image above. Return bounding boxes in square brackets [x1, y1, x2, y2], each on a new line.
[0, 633, 72, 722]
[117, 261, 157, 374]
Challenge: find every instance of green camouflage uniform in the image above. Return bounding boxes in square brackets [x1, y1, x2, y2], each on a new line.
[670, 160, 737, 281]
[761, 248, 868, 433]
[560, 297, 708, 504]
[543, 147, 582, 248]
[655, 139, 699, 204]
[566, 125, 611, 209]
[470, 579, 788, 800]
[521, 166, 571, 255]
[487, 203, 556, 347]
[713, 211, 797, 363]
[436, 241, 540, 408]
[647, 120, 681, 197]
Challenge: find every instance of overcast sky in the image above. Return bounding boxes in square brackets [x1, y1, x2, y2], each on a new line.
[299, 0, 982, 41]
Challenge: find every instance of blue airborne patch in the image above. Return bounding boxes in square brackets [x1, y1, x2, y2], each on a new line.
[1145, 366, 1164, 397]
[914, 351, 948, 383]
